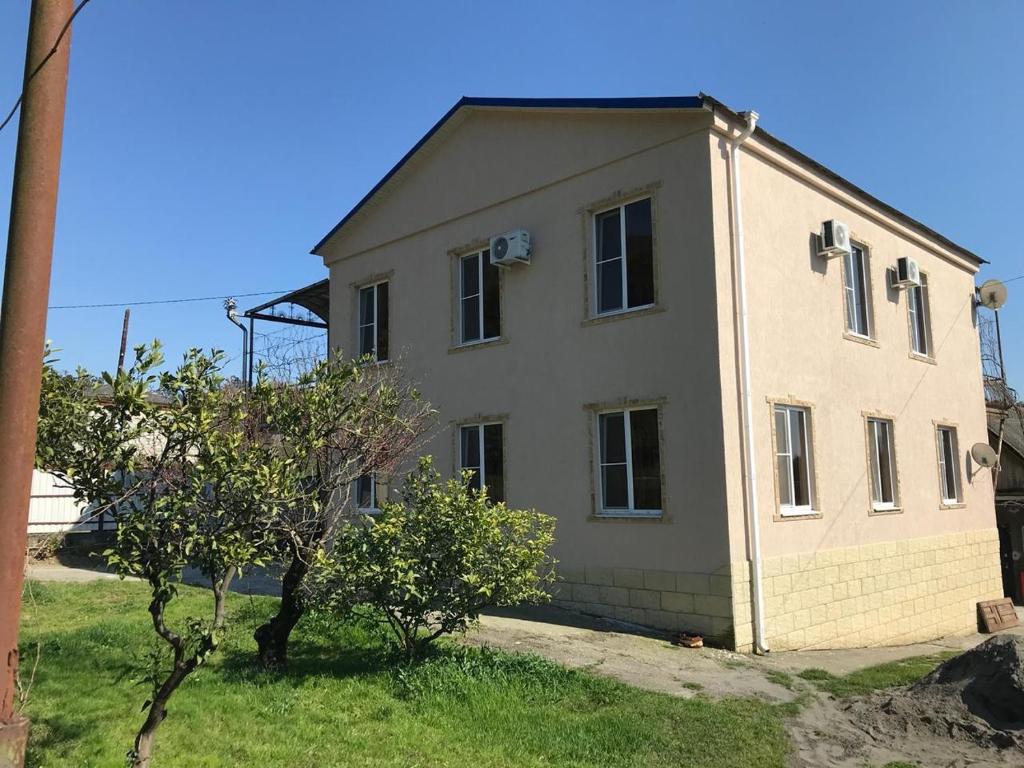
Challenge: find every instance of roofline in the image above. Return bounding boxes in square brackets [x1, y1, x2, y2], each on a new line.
[700, 94, 986, 266]
[312, 94, 985, 266]
[244, 278, 329, 315]
[310, 97, 705, 254]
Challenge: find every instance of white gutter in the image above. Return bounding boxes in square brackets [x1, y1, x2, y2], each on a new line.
[728, 110, 769, 654]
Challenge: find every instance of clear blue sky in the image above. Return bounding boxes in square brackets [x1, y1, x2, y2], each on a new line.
[2, 1, 1023, 384]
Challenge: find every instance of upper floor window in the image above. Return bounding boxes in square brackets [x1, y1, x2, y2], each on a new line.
[597, 407, 662, 516]
[908, 275, 932, 357]
[773, 404, 816, 516]
[358, 281, 389, 362]
[936, 425, 962, 504]
[842, 244, 872, 338]
[460, 250, 500, 344]
[866, 417, 899, 511]
[459, 422, 504, 503]
[594, 198, 654, 315]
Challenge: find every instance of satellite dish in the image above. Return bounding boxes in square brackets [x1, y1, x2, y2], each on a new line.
[971, 442, 999, 468]
[977, 280, 1008, 310]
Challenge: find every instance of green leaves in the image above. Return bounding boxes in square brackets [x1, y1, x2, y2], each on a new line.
[310, 456, 557, 659]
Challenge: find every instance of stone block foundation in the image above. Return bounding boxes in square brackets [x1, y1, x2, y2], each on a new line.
[731, 529, 1004, 652]
[550, 564, 735, 644]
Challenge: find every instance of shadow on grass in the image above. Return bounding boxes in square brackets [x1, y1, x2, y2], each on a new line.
[23, 715, 92, 766]
[214, 641, 397, 687]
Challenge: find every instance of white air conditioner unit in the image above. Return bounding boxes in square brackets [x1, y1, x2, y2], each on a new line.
[489, 229, 531, 267]
[893, 256, 921, 288]
[818, 219, 851, 258]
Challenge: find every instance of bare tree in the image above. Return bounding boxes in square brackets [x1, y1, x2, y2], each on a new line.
[248, 354, 433, 667]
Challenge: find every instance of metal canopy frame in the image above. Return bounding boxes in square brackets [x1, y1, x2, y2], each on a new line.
[243, 279, 329, 385]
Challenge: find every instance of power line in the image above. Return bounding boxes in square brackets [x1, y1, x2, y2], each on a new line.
[48, 289, 300, 310]
[0, 0, 92, 136]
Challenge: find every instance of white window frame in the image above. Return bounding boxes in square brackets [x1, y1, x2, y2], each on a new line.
[595, 406, 662, 518]
[867, 417, 899, 511]
[773, 404, 816, 517]
[458, 421, 504, 500]
[842, 243, 873, 339]
[459, 250, 499, 345]
[357, 280, 388, 362]
[908, 275, 932, 357]
[593, 196, 655, 317]
[355, 474, 378, 513]
[936, 425, 962, 504]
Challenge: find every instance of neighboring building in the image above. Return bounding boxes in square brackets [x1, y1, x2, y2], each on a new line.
[284, 95, 1001, 651]
[988, 411, 1024, 604]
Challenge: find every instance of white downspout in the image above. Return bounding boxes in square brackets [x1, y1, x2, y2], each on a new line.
[729, 110, 769, 654]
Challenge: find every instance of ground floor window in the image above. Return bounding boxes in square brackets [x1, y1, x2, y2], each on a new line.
[773, 404, 816, 516]
[936, 425, 962, 504]
[597, 407, 662, 516]
[459, 422, 504, 503]
[355, 473, 378, 511]
[866, 417, 899, 511]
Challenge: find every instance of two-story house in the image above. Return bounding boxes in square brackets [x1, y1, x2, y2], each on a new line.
[284, 95, 1001, 651]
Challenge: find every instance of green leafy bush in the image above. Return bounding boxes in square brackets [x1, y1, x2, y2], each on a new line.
[311, 457, 556, 659]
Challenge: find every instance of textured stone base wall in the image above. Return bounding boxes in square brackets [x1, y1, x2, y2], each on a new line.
[551, 564, 735, 643]
[731, 529, 1004, 652]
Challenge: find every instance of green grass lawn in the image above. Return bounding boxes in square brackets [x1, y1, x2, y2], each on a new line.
[18, 580, 790, 768]
[797, 652, 956, 698]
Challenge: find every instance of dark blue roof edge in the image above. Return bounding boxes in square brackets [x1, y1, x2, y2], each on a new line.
[310, 96, 706, 254]
[312, 94, 985, 267]
[700, 94, 986, 266]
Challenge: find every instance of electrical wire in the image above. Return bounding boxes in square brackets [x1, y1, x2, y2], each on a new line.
[0, 0, 93, 136]
[48, 289, 302, 310]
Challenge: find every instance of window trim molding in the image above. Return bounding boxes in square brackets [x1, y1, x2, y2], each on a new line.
[767, 397, 822, 521]
[452, 414, 508, 502]
[353, 275, 392, 363]
[584, 398, 667, 520]
[580, 182, 662, 322]
[862, 411, 903, 515]
[454, 247, 503, 348]
[840, 238, 877, 344]
[906, 271, 935, 362]
[933, 420, 965, 509]
[448, 240, 506, 351]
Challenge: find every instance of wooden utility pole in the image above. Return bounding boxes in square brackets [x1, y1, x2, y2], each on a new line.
[117, 308, 130, 371]
[0, 2, 73, 765]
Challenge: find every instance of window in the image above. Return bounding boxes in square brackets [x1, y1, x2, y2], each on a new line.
[866, 417, 899, 510]
[908, 275, 932, 357]
[774, 405, 816, 516]
[842, 244, 872, 338]
[460, 250, 500, 344]
[459, 422, 504, 502]
[936, 426, 962, 504]
[594, 197, 654, 315]
[358, 281, 389, 361]
[597, 407, 662, 516]
[355, 474, 378, 511]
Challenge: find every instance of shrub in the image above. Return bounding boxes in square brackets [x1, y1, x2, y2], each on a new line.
[311, 457, 556, 659]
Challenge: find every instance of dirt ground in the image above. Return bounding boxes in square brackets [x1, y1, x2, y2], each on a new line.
[26, 560, 1024, 767]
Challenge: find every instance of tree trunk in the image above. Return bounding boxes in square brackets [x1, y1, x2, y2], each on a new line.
[254, 553, 309, 667]
[130, 664, 187, 768]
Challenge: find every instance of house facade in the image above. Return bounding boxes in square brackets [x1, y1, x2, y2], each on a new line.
[309, 96, 1002, 651]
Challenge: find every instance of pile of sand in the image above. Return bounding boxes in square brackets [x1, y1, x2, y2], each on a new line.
[789, 635, 1024, 767]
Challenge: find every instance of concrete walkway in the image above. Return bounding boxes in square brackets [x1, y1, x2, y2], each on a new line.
[24, 559, 1024, 703]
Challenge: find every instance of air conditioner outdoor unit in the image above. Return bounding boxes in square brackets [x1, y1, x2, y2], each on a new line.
[489, 229, 531, 267]
[893, 256, 921, 288]
[818, 219, 851, 258]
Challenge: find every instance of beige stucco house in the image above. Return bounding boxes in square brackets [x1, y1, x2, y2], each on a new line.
[299, 95, 1002, 651]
